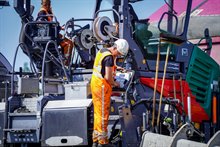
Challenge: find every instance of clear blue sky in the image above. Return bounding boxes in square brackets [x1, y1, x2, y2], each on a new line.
[0, 0, 164, 70]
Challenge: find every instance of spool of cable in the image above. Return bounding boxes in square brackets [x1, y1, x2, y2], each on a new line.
[93, 16, 113, 41]
[76, 29, 94, 50]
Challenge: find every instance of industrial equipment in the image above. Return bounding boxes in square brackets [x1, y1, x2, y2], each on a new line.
[0, 0, 219, 147]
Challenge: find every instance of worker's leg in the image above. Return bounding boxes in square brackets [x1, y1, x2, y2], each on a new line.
[91, 76, 102, 143]
[91, 77, 112, 144]
[98, 88, 111, 145]
[92, 94, 101, 143]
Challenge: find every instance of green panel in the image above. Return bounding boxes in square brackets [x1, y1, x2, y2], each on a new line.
[134, 23, 175, 60]
[134, 22, 153, 49]
[186, 46, 220, 117]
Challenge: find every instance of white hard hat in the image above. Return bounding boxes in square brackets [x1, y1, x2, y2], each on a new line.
[114, 39, 129, 56]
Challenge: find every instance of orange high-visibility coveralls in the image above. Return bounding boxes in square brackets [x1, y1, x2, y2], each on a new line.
[91, 50, 113, 144]
[38, 7, 73, 65]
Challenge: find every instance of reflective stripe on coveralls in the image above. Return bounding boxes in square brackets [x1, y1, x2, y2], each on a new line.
[91, 50, 112, 144]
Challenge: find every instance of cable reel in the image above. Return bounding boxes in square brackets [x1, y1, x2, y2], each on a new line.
[93, 16, 113, 41]
[76, 29, 94, 50]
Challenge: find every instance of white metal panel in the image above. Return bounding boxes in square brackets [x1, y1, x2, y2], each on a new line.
[44, 99, 92, 109]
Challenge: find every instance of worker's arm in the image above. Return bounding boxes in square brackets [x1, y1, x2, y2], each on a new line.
[105, 66, 120, 87]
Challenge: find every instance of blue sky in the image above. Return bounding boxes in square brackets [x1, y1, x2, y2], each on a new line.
[0, 0, 164, 69]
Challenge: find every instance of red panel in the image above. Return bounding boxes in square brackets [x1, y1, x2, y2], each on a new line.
[139, 77, 209, 123]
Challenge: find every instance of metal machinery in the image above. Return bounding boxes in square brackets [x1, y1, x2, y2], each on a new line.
[0, 0, 220, 147]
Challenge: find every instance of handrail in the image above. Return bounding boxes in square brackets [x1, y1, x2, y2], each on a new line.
[124, 70, 135, 105]
[41, 40, 69, 95]
[158, 12, 178, 35]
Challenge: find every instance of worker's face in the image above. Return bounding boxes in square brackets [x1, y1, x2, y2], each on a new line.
[112, 47, 118, 57]
[112, 47, 121, 57]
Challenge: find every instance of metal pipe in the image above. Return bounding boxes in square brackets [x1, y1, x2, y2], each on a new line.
[182, 0, 192, 39]
[3, 80, 9, 145]
[212, 95, 217, 125]
[173, 74, 176, 99]
[94, 9, 120, 21]
[187, 93, 191, 122]
[11, 42, 26, 95]
[143, 113, 146, 131]
[41, 40, 69, 95]
[146, 111, 149, 127]
[179, 74, 184, 108]
[124, 70, 135, 105]
[167, 0, 174, 34]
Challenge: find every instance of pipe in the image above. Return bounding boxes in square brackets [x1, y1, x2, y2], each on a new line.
[167, 0, 174, 34]
[3, 80, 9, 145]
[182, 0, 192, 39]
[173, 74, 176, 99]
[187, 93, 191, 122]
[143, 113, 146, 131]
[179, 75, 184, 108]
[212, 95, 217, 124]
[41, 40, 69, 95]
[11, 43, 26, 95]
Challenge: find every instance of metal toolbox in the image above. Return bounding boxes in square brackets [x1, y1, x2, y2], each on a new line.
[41, 99, 93, 146]
[64, 81, 91, 100]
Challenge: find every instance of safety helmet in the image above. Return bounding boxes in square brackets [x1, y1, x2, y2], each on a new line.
[114, 39, 129, 56]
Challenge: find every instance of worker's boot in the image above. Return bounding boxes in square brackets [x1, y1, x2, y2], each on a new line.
[92, 142, 98, 147]
[97, 143, 115, 147]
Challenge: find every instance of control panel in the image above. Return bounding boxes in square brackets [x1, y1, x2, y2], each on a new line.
[6, 129, 39, 143]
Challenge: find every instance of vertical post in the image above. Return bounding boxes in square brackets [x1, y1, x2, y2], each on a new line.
[167, 0, 174, 34]
[172, 74, 176, 99]
[143, 113, 146, 131]
[187, 93, 191, 122]
[4, 81, 9, 102]
[212, 94, 217, 133]
[182, 0, 193, 39]
[179, 75, 184, 109]
[3, 80, 9, 145]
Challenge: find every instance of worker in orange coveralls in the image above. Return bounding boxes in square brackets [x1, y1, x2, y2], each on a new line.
[38, 0, 73, 65]
[91, 39, 129, 147]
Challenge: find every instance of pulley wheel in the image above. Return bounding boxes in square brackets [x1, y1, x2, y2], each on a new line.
[93, 16, 113, 41]
[77, 29, 94, 50]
